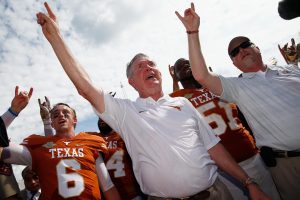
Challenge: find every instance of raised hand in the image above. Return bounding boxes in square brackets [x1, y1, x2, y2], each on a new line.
[11, 86, 33, 114]
[175, 3, 200, 32]
[168, 65, 177, 82]
[168, 64, 180, 92]
[38, 96, 51, 120]
[36, 2, 60, 43]
[278, 38, 299, 65]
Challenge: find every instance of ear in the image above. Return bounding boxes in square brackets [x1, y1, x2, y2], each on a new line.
[232, 58, 240, 69]
[73, 117, 77, 124]
[128, 78, 137, 90]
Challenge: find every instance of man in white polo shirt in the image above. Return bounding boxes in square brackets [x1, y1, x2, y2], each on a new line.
[176, 3, 300, 200]
[36, 2, 270, 199]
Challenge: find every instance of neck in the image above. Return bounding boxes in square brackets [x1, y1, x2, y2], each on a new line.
[55, 129, 75, 139]
[241, 62, 267, 73]
[140, 90, 164, 101]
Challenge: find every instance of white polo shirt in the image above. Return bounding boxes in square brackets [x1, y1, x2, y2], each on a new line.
[220, 65, 300, 151]
[95, 93, 219, 197]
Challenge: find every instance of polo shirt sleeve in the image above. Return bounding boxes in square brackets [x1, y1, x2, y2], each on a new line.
[219, 75, 238, 104]
[182, 98, 220, 150]
[93, 93, 126, 135]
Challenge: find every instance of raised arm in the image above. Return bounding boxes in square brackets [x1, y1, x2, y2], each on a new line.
[0, 86, 32, 147]
[38, 96, 54, 136]
[2, 86, 33, 128]
[168, 64, 180, 92]
[176, 3, 223, 96]
[36, 2, 105, 113]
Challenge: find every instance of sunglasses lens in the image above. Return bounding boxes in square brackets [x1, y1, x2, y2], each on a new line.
[230, 47, 240, 57]
[230, 41, 252, 57]
[240, 41, 252, 49]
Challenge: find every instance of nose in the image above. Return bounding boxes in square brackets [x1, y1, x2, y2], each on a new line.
[140, 63, 152, 72]
[57, 111, 64, 118]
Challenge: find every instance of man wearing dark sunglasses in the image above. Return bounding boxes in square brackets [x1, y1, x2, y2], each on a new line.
[177, 3, 300, 200]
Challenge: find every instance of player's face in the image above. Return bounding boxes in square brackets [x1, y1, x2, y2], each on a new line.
[98, 118, 113, 135]
[51, 105, 77, 133]
[128, 56, 162, 96]
[24, 171, 40, 192]
[174, 59, 192, 81]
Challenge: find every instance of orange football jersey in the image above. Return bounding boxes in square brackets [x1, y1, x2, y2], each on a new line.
[171, 88, 258, 162]
[100, 131, 143, 200]
[21, 132, 107, 200]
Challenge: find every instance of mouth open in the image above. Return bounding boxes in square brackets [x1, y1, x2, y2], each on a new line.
[58, 119, 66, 124]
[146, 73, 156, 80]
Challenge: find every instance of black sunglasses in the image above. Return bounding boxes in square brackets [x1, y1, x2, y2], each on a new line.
[229, 40, 253, 58]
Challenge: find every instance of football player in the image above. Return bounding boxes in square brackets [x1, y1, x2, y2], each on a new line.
[169, 58, 280, 200]
[0, 87, 121, 200]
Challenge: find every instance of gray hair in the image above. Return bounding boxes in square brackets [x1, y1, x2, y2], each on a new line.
[126, 53, 148, 78]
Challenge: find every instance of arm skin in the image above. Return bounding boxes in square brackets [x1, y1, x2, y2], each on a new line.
[36, 2, 105, 113]
[95, 155, 121, 200]
[175, 3, 223, 96]
[208, 143, 270, 200]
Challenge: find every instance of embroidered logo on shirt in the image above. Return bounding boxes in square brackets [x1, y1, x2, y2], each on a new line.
[167, 105, 182, 111]
[63, 141, 71, 146]
[184, 93, 193, 99]
[139, 110, 148, 113]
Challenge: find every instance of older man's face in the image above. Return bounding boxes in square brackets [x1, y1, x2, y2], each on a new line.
[128, 56, 162, 95]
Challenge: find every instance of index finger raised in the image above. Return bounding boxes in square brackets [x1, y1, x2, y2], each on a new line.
[15, 86, 19, 97]
[28, 88, 33, 99]
[44, 2, 56, 20]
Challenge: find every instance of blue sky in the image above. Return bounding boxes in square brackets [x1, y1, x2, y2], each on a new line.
[0, 0, 299, 185]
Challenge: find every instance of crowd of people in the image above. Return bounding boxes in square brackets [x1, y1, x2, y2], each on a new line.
[0, 1, 299, 200]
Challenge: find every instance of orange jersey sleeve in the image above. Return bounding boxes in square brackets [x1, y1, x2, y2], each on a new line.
[100, 131, 143, 200]
[21, 132, 107, 200]
[171, 89, 258, 163]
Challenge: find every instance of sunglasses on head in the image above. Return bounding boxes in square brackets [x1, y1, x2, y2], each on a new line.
[229, 40, 253, 58]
